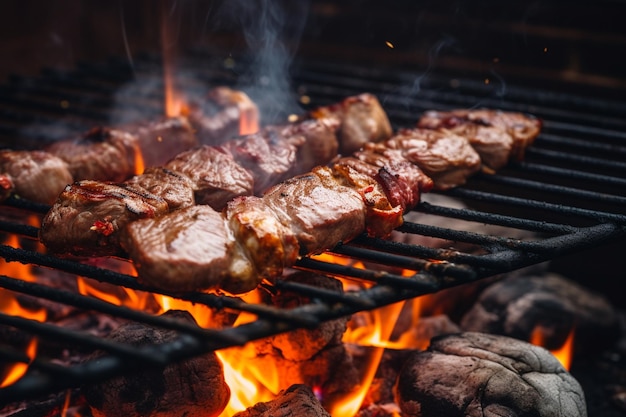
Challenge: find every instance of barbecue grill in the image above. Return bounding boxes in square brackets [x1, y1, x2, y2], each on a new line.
[1, 0, 626, 413]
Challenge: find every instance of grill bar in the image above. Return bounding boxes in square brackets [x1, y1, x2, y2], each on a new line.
[1, 53, 625, 406]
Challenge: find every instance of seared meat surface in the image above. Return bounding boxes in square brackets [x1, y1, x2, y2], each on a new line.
[383, 128, 482, 189]
[122, 205, 240, 292]
[417, 109, 541, 169]
[307, 93, 392, 154]
[164, 145, 255, 209]
[40, 180, 169, 257]
[0, 150, 73, 204]
[40, 94, 391, 257]
[46, 127, 143, 183]
[187, 86, 259, 143]
[124, 167, 195, 210]
[122, 146, 434, 294]
[0, 87, 256, 205]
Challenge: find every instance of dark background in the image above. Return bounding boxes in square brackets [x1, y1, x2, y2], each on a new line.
[1, 0, 626, 97]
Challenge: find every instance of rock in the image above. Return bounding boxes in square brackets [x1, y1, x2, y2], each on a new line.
[395, 332, 587, 417]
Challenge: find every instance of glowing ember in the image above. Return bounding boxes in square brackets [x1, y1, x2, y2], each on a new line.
[132, 141, 146, 176]
[530, 326, 575, 370]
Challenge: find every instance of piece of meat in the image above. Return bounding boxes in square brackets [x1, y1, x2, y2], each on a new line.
[122, 205, 244, 292]
[164, 145, 255, 210]
[40, 180, 169, 257]
[187, 86, 259, 144]
[383, 128, 482, 189]
[417, 109, 541, 167]
[123, 167, 195, 210]
[0, 150, 73, 205]
[120, 115, 199, 169]
[46, 126, 142, 183]
[306, 93, 393, 154]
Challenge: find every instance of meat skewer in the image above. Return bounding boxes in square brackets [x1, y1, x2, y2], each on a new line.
[121, 111, 541, 294]
[39, 93, 393, 257]
[417, 108, 542, 171]
[0, 87, 257, 205]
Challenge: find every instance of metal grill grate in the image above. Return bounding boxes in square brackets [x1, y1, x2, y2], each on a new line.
[1, 52, 625, 407]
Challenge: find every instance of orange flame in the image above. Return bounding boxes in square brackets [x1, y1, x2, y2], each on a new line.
[160, 0, 186, 117]
[530, 326, 575, 370]
[330, 301, 405, 416]
[132, 141, 146, 176]
[238, 102, 259, 135]
[0, 338, 38, 388]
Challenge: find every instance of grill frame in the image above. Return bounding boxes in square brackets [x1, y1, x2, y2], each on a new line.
[1, 53, 625, 407]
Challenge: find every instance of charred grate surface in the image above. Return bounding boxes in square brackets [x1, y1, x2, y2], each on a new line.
[1, 53, 625, 405]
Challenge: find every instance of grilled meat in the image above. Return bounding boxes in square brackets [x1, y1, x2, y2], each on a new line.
[122, 142, 434, 294]
[40, 94, 390, 257]
[0, 87, 257, 205]
[0, 150, 73, 204]
[417, 109, 541, 170]
[40, 180, 169, 257]
[383, 128, 482, 189]
[187, 86, 259, 143]
[163, 145, 254, 209]
[46, 126, 148, 184]
[307, 93, 393, 154]
[123, 167, 195, 211]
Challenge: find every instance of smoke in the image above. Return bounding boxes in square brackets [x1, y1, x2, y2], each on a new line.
[211, 0, 311, 123]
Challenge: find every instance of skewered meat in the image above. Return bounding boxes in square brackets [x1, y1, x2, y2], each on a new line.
[40, 94, 390, 257]
[0, 150, 73, 204]
[187, 86, 259, 143]
[121, 109, 539, 294]
[306, 93, 393, 154]
[417, 109, 541, 170]
[382, 128, 481, 190]
[122, 144, 434, 294]
[40, 180, 170, 257]
[0, 87, 257, 205]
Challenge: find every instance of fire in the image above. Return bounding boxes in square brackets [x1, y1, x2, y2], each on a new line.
[132, 141, 146, 175]
[331, 301, 405, 416]
[217, 291, 276, 416]
[237, 97, 260, 136]
[530, 325, 575, 370]
[0, 338, 38, 388]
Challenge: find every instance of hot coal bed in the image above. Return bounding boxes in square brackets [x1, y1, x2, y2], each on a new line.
[1, 1, 626, 416]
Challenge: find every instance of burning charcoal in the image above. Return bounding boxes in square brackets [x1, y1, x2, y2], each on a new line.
[233, 384, 330, 417]
[82, 310, 229, 417]
[460, 273, 619, 354]
[395, 332, 587, 417]
[245, 272, 361, 407]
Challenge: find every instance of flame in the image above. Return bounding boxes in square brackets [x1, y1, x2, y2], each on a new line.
[238, 100, 259, 136]
[160, 0, 186, 117]
[330, 301, 406, 416]
[530, 326, 575, 370]
[132, 141, 146, 175]
[0, 338, 38, 388]
[216, 292, 275, 416]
